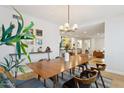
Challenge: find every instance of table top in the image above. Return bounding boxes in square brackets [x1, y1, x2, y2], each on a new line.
[27, 54, 88, 79]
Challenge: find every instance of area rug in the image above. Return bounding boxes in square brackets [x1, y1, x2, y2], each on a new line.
[16, 68, 112, 88]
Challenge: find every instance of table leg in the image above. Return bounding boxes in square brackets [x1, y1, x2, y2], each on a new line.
[70, 69, 72, 75]
[44, 79, 47, 87]
[38, 75, 41, 80]
[53, 75, 58, 88]
[72, 68, 75, 75]
[61, 72, 64, 79]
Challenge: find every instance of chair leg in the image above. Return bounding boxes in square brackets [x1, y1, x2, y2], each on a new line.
[100, 74, 105, 88]
[82, 66, 84, 72]
[61, 72, 64, 79]
[44, 79, 47, 87]
[78, 67, 80, 71]
[70, 69, 72, 75]
[72, 68, 75, 75]
[57, 74, 59, 82]
[85, 64, 88, 70]
[38, 75, 41, 80]
[95, 81, 99, 88]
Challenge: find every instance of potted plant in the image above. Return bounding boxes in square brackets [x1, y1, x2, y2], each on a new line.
[0, 8, 35, 87]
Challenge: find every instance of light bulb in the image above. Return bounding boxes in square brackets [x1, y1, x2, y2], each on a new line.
[64, 23, 69, 28]
[59, 25, 64, 30]
[73, 24, 78, 30]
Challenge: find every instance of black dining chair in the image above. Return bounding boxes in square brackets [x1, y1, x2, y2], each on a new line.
[91, 63, 106, 88]
[62, 69, 98, 88]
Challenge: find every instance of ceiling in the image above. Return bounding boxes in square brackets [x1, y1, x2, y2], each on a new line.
[7, 5, 124, 39]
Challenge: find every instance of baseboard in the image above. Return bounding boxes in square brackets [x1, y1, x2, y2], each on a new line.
[106, 69, 124, 76]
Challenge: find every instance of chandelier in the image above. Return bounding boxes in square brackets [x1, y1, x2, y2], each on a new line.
[59, 5, 78, 32]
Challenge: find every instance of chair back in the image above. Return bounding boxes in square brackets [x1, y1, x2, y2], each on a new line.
[96, 63, 106, 71]
[93, 51, 104, 58]
[80, 54, 89, 64]
[74, 70, 97, 85]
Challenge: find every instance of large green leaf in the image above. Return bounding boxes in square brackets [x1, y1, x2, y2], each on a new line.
[21, 41, 28, 48]
[13, 8, 24, 29]
[21, 33, 35, 40]
[21, 43, 31, 63]
[1, 24, 5, 41]
[16, 42, 21, 59]
[3, 35, 21, 44]
[6, 32, 12, 39]
[22, 21, 34, 33]
[3, 24, 15, 39]
[5, 42, 14, 46]
[16, 20, 23, 34]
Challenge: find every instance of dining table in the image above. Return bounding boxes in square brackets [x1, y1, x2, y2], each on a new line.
[27, 54, 89, 87]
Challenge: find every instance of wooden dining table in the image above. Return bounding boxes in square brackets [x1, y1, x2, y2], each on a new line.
[27, 54, 88, 87]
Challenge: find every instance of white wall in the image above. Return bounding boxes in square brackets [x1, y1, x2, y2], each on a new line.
[105, 15, 124, 75]
[0, 7, 61, 63]
[82, 38, 104, 54]
[91, 38, 104, 51]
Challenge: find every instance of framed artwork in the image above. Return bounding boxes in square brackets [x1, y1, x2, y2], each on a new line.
[36, 29, 43, 37]
[36, 38, 42, 45]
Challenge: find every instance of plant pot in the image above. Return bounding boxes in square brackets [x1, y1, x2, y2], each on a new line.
[64, 52, 69, 62]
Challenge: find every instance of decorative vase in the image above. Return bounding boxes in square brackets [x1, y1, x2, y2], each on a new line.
[64, 52, 69, 62]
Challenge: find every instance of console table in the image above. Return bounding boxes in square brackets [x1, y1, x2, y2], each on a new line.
[9, 51, 52, 62]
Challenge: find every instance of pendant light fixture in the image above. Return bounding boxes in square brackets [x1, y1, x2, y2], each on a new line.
[59, 5, 78, 32]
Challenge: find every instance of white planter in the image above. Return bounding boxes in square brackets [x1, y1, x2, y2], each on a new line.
[64, 52, 69, 62]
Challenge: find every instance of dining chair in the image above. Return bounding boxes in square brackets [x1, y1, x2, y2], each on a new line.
[91, 63, 106, 88]
[62, 69, 98, 88]
[78, 54, 89, 72]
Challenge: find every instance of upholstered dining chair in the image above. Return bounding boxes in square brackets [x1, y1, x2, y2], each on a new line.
[62, 69, 98, 88]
